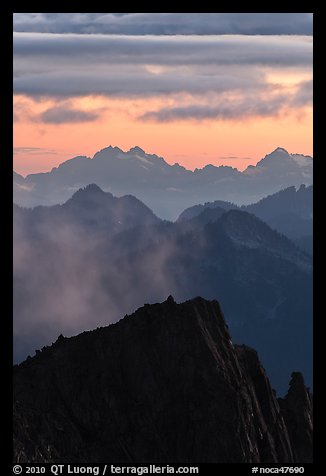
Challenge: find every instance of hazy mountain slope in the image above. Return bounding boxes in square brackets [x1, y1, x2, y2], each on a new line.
[245, 184, 313, 241]
[177, 200, 238, 222]
[13, 187, 312, 392]
[13, 171, 25, 185]
[293, 236, 313, 255]
[178, 184, 313, 251]
[244, 148, 312, 183]
[13, 146, 313, 219]
[245, 184, 312, 220]
[14, 184, 160, 239]
[114, 210, 312, 391]
[13, 297, 313, 463]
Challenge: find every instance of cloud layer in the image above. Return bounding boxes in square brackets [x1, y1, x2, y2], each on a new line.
[140, 80, 313, 122]
[13, 33, 313, 68]
[13, 13, 313, 36]
[13, 35, 312, 95]
[13, 15, 313, 125]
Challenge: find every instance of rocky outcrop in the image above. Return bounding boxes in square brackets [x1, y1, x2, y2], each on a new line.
[278, 372, 313, 463]
[13, 297, 313, 463]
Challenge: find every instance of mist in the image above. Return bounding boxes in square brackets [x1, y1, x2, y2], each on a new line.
[13, 209, 181, 362]
[13, 189, 313, 393]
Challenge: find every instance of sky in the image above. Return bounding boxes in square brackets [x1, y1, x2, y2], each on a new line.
[13, 13, 313, 176]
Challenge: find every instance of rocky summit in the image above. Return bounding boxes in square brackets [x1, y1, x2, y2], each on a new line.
[13, 297, 313, 463]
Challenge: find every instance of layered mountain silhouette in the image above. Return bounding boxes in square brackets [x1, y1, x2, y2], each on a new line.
[245, 185, 313, 255]
[13, 297, 313, 463]
[178, 184, 313, 254]
[13, 146, 313, 219]
[13, 185, 312, 392]
[14, 183, 160, 238]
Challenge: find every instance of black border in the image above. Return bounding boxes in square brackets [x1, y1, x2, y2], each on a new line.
[3, 5, 14, 468]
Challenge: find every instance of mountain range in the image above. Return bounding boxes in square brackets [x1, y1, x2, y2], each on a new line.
[178, 184, 313, 254]
[14, 183, 160, 238]
[13, 184, 312, 393]
[13, 146, 313, 220]
[13, 297, 313, 463]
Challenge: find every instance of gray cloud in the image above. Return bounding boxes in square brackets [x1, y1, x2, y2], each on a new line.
[290, 79, 313, 107]
[13, 69, 269, 99]
[40, 105, 100, 123]
[13, 29, 313, 123]
[13, 13, 313, 35]
[13, 33, 313, 67]
[13, 33, 312, 100]
[140, 78, 313, 123]
[139, 92, 299, 122]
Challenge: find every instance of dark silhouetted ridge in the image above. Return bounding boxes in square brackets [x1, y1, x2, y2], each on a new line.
[13, 297, 312, 463]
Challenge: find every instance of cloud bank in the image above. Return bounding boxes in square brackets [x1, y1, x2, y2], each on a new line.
[13, 34, 312, 101]
[13, 13, 313, 36]
[140, 80, 313, 122]
[13, 15, 313, 125]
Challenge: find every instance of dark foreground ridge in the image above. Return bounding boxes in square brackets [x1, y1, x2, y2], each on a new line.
[13, 297, 313, 463]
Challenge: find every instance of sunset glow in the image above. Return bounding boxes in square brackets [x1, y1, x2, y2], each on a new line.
[13, 14, 313, 176]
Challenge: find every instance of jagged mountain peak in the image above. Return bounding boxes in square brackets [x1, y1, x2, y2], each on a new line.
[274, 147, 289, 154]
[14, 145, 313, 218]
[254, 148, 293, 167]
[92, 145, 124, 160]
[68, 183, 111, 203]
[13, 297, 312, 463]
[253, 147, 312, 168]
[14, 184, 161, 244]
[128, 145, 146, 155]
[287, 372, 310, 396]
[278, 371, 313, 463]
[74, 183, 106, 195]
[267, 147, 291, 158]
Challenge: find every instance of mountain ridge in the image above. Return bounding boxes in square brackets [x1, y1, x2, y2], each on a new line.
[13, 146, 313, 219]
[14, 184, 160, 239]
[178, 184, 313, 254]
[13, 296, 313, 463]
[13, 187, 312, 392]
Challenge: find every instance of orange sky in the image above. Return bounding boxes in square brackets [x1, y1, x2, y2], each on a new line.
[13, 27, 313, 176]
[13, 92, 312, 176]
